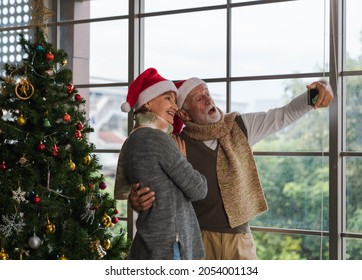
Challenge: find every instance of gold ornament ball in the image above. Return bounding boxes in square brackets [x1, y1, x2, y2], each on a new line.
[83, 154, 91, 165]
[0, 248, 9, 260]
[69, 160, 76, 171]
[101, 213, 112, 227]
[78, 184, 86, 192]
[46, 220, 56, 234]
[102, 239, 111, 250]
[58, 254, 68, 260]
[17, 115, 27, 126]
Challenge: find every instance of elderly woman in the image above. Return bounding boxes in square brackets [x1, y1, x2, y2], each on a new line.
[114, 68, 207, 260]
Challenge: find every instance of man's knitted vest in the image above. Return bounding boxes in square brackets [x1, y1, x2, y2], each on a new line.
[182, 110, 268, 228]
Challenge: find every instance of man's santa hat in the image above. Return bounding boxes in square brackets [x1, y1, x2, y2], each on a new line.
[172, 77, 206, 134]
[174, 77, 206, 109]
[121, 68, 178, 113]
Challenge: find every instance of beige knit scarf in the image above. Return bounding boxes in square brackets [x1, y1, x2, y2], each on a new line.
[182, 109, 268, 227]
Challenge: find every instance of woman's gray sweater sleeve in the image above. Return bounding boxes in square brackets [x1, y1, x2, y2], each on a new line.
[157, 134, 208, 202]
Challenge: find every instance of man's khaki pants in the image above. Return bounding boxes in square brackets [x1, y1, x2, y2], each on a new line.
[201, 230, 257, 260]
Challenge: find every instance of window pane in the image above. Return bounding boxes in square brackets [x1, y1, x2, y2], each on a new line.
[144, 10, 226, 79]
[345, 0, 362, 71]
[90, 0, 128, 19]
[253, 156, 329, 231]
[232, 0, 329, 76]
[60, 0, 128, 21]
[232, 78, 330, 152]
[90, 21, 128, 83]
[232, 0, 259, 3]
[88, 86, 128, 149]
[94, 150, 128, 217]
[208, 82, 227, 113]
[346, 158, 362, 233]
[65, 21, 128, 85]
[345, 76, 362, 151]
[253, 232, 329, 260]
[346, 238, 362, 260]
[145, 0, 226, 13]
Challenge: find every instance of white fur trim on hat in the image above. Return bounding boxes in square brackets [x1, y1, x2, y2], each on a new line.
[121, 101, 131, 113]
[177, 77, 206, 109]
[134, 80, 178, 110]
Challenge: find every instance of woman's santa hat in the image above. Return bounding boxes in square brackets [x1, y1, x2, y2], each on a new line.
[121, 68, 178, 113]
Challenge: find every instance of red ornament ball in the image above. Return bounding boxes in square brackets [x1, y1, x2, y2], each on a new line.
[33, 194, 41, 204]
[76, 122, 84, 131]
[74, 130, 82, 139]
[63, 113, 71, 122]
[37, 143, 46, 151]
[111, 216, 119, 224]
[99, 182, 107, 190]
[67, 83, 74, 94]
[74, 94, 83, 102]
[0, 162, 7, 172]
[46, 52, 54, 61]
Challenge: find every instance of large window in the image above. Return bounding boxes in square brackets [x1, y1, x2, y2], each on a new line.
[1, 0, 362, 260]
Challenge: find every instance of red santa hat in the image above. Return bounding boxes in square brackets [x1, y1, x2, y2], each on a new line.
[175, 77, 206, 109]
[121, 68, 178, 112]
[172, 77, 206, 134]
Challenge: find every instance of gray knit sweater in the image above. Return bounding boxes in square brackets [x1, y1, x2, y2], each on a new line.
[121, 127, 207, 260]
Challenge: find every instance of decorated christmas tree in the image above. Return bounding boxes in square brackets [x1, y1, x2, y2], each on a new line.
[0, 25, 129, 259]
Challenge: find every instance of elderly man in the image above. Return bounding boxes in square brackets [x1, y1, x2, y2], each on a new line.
[126, 78, 333, 260]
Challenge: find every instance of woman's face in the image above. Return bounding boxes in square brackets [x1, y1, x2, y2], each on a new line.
[147, 91, 178, 124]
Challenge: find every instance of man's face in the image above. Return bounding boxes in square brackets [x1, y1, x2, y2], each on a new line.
[183, 83, 221, 125]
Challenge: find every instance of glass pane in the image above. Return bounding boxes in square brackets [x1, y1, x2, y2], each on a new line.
[252, 156, 329, 231]
[232, 0, 259, 2]
[63, 20, 128, 85]
[90, 0, 128, 19]
[94, 151, 128, 216]
[88, 86, 128, 150]
[144, 10, 226, 79]
[345, 0, 362, 71]
[346, 158, 362, 233]
[346, 76, 362, 151]
[253, 232, 329, 260]
[145, 0, 226, 13]
[207, 82, 226, 113]
[232, 78, 330, 152]
[90, 21, 128, 83]
[60, 0, 128, 21]
[346, 238, 362, 260]
[232, 0, 329, 76]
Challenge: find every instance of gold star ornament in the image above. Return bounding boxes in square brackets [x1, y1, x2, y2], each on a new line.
[29, 0, 55, 30]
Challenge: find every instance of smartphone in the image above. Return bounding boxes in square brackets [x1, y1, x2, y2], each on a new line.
[308, 88, 319, 105]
